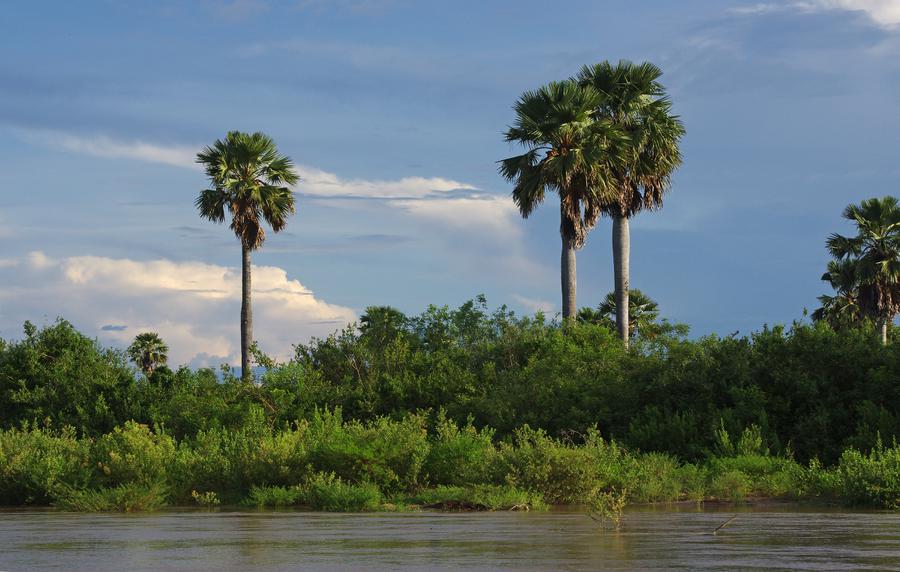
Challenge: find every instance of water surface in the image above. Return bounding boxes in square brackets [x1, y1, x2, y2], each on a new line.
[1, 507, 898, 571]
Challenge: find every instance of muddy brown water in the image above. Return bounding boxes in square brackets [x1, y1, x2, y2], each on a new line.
[1, 506, 899, 571]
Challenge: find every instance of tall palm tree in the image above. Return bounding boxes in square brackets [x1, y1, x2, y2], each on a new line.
[499, 80, 623, 320]
[826, 196, 900, 345]
[196, 131, 299, 378]
[127, 332, 169, 377]
[812, 259, 862, 329]
[577, 61, 685, 347]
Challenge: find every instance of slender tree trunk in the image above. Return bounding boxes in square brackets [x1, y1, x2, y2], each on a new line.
[879, 316, 888, 346]
[241, 243, 253, 380]
[560, 210, 577, 321]
[612, 214, 630, 348]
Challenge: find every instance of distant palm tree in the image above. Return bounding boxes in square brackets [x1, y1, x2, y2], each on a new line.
[597, 289, 660, 338]
[500, 80, 624, 320]
[196, 131, 299, 378]
[127, 332, 168, 376]
[577, 61, 684, 347]
[826, 196, 900, 345]
[812, 259, 862, 329]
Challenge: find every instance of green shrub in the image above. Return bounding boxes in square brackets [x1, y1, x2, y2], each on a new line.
[710, 470, 752, 502]
[301, 472, 382, 511]
[54, 483, 167, 512]
[500, 426, 598, 504]
[191, 490, 221, 506]
[0, 426, 92, 505]
[423, 413, 498, 486]
[92, 421, 175, 487]
[305, 409, 429, 493]
[244, 485, 303, 507]
[832, 443, 900, 508]
[406, 484, 545, 511]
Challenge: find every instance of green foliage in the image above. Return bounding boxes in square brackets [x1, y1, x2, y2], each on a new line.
[0, 320, 137, 435]
[0, 425, 92, 505]
[423, 412, 497, 486]
[54, 483, 167, 512]
[300, 472, 382, 512]
[93, 421, 175, 487]
[406, 485, 545, 511]
[244, 485, 303, 507]
[3, 308, 900, 511]
[191, 490, 221, 506]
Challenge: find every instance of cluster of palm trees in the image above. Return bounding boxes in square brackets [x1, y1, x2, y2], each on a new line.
[123, 61, 897, 380]
[499, 60, 685, 347]
[814, 196, 900, 345]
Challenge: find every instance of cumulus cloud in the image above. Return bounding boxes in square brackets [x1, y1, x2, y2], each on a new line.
[395, 195, 521, 238]
[731, 0, 900, 28]
[0, 252, 356, 367]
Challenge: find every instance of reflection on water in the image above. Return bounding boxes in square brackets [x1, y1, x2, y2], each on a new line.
[1, 506, 899, 571]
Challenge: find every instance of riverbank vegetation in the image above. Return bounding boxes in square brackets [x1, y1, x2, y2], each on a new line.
[1, 306, 899, 511]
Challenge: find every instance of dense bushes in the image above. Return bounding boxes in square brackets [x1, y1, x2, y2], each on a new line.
[2, 414, 900, 510]
[1, 301, 900, 510]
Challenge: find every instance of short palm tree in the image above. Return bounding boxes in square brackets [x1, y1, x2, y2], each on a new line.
[826, 196, 900, 345]
[196, 131, 299, 377]
[597, 289, 660, 338]
[499, 80, 624, 320]
[812, 259, 862, 329]
[577, 61, 685, 347]
[127, 332, 169, 376]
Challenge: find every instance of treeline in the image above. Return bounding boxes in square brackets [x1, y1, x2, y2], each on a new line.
[1, 299, 899, 465]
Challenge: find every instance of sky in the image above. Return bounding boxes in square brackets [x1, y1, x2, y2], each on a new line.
[2, 0, 900, 366]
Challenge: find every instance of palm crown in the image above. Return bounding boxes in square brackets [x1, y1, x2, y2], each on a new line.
[499, 80, 625, 247]
[825, 196, 900, 336]
[196, 131, 299, 249]
[127, 332, 168, 376]
[576, 61, 684, 217]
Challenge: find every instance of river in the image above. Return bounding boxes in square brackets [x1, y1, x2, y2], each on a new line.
[1, 506, 898, 570]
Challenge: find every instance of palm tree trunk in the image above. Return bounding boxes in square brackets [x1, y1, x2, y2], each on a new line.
[560, 210, 577, 320]
[612, 214, 630, 347]
[879, 317, 888, 346]
[241, 243, 253, 380]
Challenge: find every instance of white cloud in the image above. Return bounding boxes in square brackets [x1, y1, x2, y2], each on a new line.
[0, 252, 356, 367]
[395, 195, 521, 238]
[296, 164, 476, 199]
[511, 294, 556, 315]
[14, 129, 477, 199]
[730, 0, 900, 28]
[17, 129, 199, 169]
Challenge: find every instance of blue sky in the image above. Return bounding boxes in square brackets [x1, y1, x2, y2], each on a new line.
[2, 0, 900, 365]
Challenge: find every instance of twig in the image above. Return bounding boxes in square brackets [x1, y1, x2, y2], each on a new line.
[713, 515, 738, 535]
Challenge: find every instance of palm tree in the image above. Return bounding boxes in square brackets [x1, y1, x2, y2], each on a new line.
[127, 332, 169, 376]
[577, 61, 685, 347]
[196, 131, 299, 378]
[597, 289, 660, 338]
[812, 259, 862, 329]
[499, 80, 623, 320]
[826, 196, 900, 345]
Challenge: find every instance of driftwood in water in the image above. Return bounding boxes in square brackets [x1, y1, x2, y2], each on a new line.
[713, 515, 738, 535]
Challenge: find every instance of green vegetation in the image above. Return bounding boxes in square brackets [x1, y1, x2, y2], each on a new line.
[1, 310, 900, 511]
[2, 410, 900, 512]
